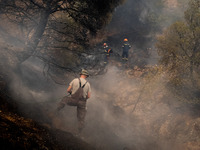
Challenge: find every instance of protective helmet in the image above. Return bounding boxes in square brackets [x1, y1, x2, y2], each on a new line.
[80, 69, 89, 77]
[124, 38, 128, 42]
[103, 43, 107, 46]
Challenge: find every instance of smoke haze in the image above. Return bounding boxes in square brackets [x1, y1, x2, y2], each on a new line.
[7, 59, 198, 150]
[1, 0, 199, 150]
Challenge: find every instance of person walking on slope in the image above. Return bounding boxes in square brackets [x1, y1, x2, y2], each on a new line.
[103, 42, 113, 64]
[122, 38, 131, 61]
[56, 69, 91, 133]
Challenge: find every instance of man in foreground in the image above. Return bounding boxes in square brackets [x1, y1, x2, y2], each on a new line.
[56, 69, 91, 133]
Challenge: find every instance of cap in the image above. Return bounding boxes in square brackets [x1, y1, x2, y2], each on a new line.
[80, 69, 89, 77]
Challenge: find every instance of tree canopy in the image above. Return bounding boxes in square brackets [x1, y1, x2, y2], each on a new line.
[0, 0, 124, 73]
[156, 0, 200, 103]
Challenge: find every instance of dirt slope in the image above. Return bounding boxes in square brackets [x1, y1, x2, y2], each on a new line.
[0, 76, 95, 150]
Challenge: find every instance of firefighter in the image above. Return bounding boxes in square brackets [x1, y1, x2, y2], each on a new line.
[122, 38, 131, 61]
[103, 43, 113, 64]
[56, 69, 91, 133]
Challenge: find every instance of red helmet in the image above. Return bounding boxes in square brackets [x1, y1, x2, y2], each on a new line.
[124, 38, 128, 42]
[103, 43, 107, 46]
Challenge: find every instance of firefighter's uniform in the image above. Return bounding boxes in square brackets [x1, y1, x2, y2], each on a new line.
[122, 38, 131, 61]
[103, 43, 113, 64]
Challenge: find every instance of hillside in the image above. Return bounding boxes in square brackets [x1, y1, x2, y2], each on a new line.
[0, 76, 95, 150]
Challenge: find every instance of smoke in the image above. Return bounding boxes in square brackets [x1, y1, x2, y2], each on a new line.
[8, 58, 62, 103]
[2, 51, 199, 150]
[81, 65, 156, 149]
[48, 65, 179, 150]
[71, 64, 198, 150]
[1, 0, 199, 149]
[5, 59, 145, 149]
[103, 0, 189, 67]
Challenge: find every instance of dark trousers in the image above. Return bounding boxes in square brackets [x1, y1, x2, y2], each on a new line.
[122, 51, 129, 58]
[104, 55, 110, 64]
[57, 96, 87, 132]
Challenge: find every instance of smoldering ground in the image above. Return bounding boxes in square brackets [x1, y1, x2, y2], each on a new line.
[6, 57, 200, 150]
[7, 62, 151, 149]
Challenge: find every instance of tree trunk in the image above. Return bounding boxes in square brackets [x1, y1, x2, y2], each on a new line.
[17, 10, 50, 64]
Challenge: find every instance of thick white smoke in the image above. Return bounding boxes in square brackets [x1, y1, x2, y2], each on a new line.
[5, 53, 200, 150]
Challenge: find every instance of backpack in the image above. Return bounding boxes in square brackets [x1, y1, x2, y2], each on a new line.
[71, 78, 88, 101]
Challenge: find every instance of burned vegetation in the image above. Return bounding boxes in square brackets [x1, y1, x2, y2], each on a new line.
[0, 0, 200, 150]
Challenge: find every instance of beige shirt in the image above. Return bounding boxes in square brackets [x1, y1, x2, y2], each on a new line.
[69, 78, 91, 98]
